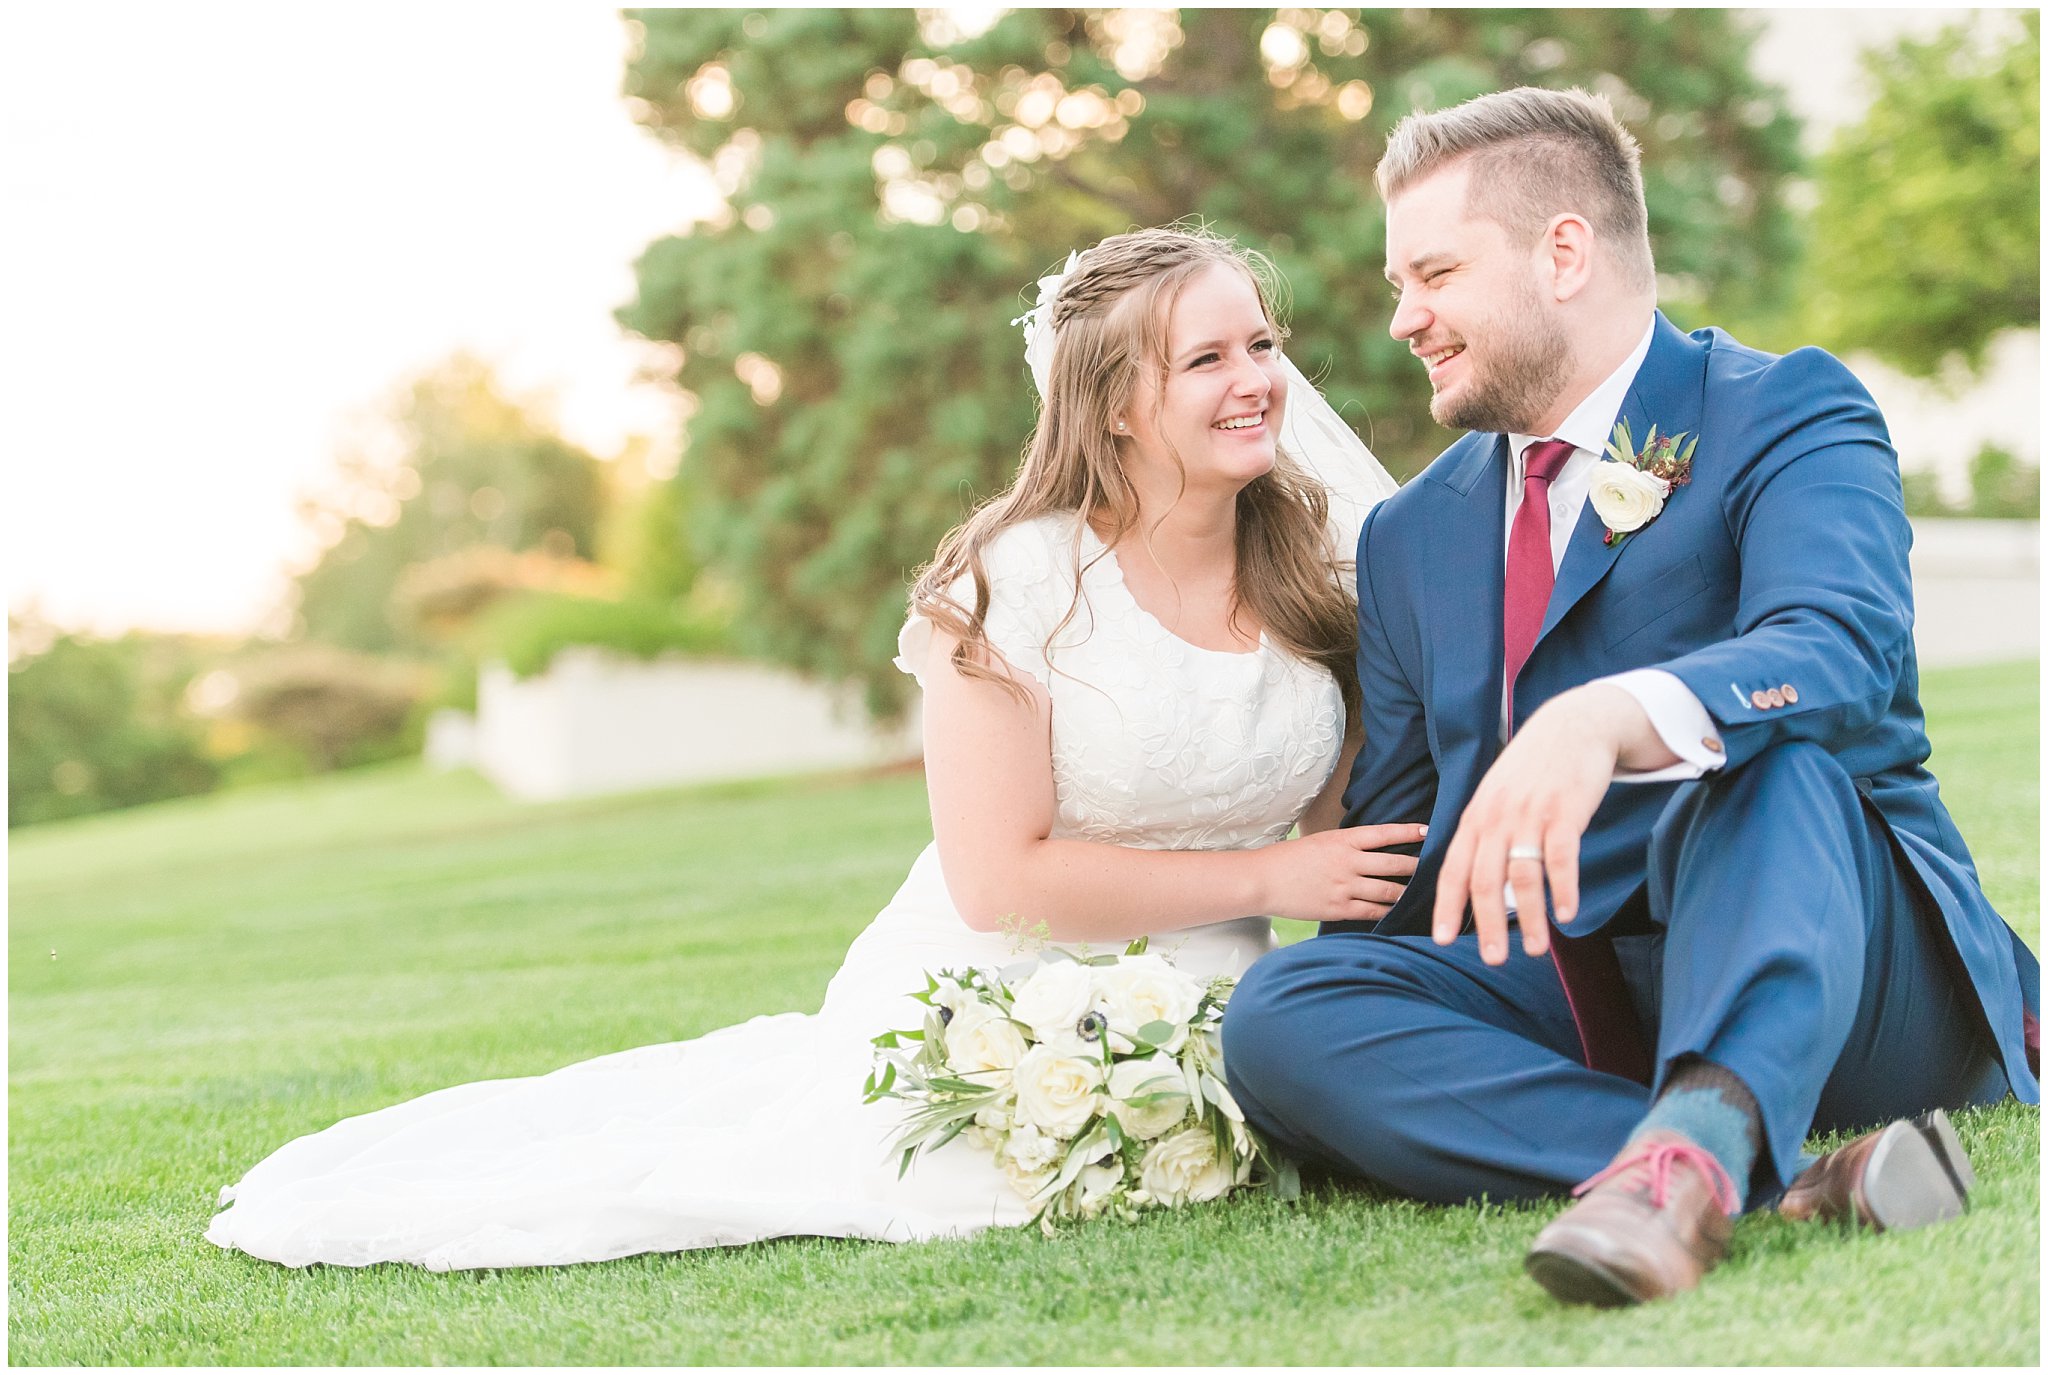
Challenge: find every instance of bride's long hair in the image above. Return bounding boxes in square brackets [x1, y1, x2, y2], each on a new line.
[910, 227, 1361, 718]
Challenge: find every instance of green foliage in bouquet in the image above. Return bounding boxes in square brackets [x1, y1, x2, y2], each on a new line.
[865, 938, 1298, 1232]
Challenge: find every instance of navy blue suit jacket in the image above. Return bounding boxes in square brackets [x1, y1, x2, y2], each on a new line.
[1341, 312, 2040, 1102]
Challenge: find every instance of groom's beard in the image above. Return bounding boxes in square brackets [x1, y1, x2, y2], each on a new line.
[1429, 282, 1573, 436]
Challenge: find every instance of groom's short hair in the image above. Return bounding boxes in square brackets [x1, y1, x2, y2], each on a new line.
[1377, 86, 1655, 293]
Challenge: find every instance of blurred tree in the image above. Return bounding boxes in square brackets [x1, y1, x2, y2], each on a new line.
[618, 8, 1802, 709]
[601, 461, 710, 605]
[1806, 12, 2039, 378]
[292, 355, 608, 652]
[8, 618, 219, 826]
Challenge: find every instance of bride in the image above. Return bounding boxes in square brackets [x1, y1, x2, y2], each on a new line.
[206, 226, 1409, 1269]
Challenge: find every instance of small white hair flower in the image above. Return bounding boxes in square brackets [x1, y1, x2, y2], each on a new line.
[1012, 250, 1082, 399]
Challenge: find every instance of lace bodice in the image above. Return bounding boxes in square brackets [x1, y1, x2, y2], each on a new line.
[896, 514, 1345, 851]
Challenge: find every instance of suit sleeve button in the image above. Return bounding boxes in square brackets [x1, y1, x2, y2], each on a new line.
[1765, 688, 1786, 708]
[1750, 690, 1771, 709]
[1781, 684, 1799, 704]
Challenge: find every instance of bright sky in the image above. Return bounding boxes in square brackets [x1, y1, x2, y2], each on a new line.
[3, 5, 716, 636]
[2, 7, 1971, 639]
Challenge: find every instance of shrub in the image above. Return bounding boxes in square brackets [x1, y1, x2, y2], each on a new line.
[390, 546, 617, 641]
[1902, 445, 2041, 519]
[1967, 444, 2040, 519]
[473, 593, 736, 680]
[1901, 469, 1948, 518]
[7, 622, 220, 826]
[229, 646, 424, 772]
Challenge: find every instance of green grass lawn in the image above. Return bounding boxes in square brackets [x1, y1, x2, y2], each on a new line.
[9, 660, 2039, 1365]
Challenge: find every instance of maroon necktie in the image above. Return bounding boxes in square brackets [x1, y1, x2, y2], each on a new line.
[1503, 440, 1653, 1084]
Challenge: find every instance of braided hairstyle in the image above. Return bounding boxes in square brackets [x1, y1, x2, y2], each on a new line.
[910, 226, 1360, 720]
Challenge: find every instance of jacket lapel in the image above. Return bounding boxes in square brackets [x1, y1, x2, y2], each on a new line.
[1423, 433, 1510, 768]
[1538, 313, 1709, 642]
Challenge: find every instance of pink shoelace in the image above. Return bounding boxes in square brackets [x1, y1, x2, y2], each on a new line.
[1572, 1138, 1742, 1216]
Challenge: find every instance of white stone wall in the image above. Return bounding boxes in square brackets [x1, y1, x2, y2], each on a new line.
[473, 649, 921, 801]
[1908, 518, 2039, 669]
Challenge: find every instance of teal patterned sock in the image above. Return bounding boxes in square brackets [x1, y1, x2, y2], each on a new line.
[1629, 1057, 1763, 1208]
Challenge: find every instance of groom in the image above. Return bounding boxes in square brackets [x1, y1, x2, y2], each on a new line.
[1224, 86, 2040, 1307]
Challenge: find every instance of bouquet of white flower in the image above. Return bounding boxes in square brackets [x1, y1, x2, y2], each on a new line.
[862, 939, 1298, 1230]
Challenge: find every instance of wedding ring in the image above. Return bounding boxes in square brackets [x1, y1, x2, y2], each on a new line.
[1506, 844, 1544, 863]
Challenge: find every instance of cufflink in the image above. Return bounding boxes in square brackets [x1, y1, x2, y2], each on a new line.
[1702, 735, 1724, 754]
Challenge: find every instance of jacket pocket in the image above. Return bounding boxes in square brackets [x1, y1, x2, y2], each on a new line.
[1603, 552, 1711, 650]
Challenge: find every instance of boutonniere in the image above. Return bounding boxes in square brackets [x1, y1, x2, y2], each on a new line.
[1590, 419, 1696, 547]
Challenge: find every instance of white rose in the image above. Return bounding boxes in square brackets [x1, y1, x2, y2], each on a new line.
[1587, 462, 1671, 534]
[1096, 955, 1204, 1053]
[1104, 1054, 1193, 1141]
[1008, 960, 1101, 1046]
[1139, 1127, 1250, 1207]
[1012, 1044, 1104, 1139]
[943, 1004, 1027, 1086]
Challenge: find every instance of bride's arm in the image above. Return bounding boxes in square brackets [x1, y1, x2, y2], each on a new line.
[918, 628, 1419, 939]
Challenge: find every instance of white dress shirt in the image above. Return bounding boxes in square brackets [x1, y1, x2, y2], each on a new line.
[1498, 316, 1724, 782]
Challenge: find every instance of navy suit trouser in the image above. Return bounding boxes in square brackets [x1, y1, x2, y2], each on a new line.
[1224, 741, 2009, 1208]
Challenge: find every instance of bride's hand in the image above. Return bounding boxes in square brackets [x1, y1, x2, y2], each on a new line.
[1257, 824, 1426, 923]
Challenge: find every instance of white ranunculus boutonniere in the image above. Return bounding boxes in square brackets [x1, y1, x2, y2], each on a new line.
[1588, 464, 1671, 535]
[1591, 419, 1697, 547]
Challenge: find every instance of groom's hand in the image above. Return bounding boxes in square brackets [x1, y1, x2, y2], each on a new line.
[1433, 684, 1667, 965]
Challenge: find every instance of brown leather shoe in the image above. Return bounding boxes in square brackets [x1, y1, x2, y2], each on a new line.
[1778, 1108, 1975, 1230]
[1524, 1130, 1741, 1307]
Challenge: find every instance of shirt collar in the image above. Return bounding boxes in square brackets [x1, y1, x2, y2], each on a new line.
[1509, 315, 1657, 465]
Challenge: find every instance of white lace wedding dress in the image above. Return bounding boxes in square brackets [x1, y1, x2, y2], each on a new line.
[205, 515, 1349, 1268]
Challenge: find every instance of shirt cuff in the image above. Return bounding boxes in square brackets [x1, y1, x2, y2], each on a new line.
[1599, 668, 1727, 783]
